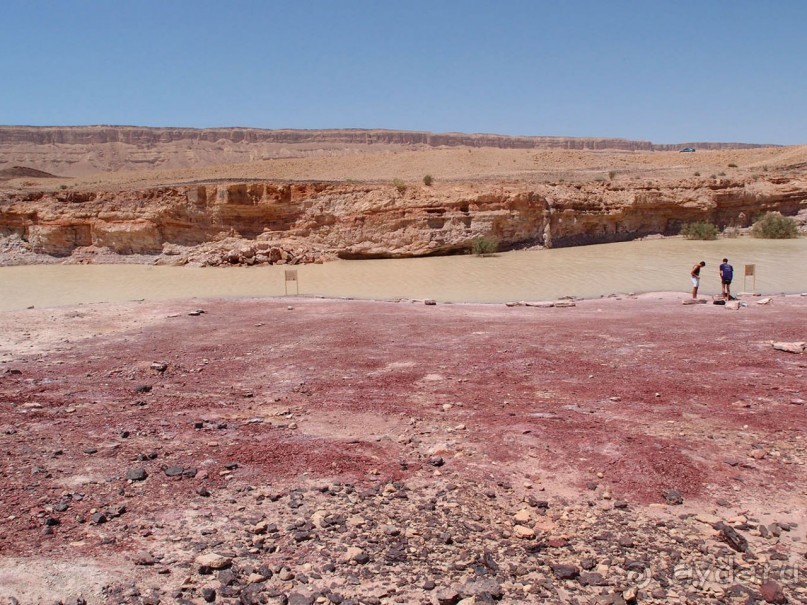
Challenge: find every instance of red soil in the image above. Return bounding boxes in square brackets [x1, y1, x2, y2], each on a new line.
[1, 294, 805, 560]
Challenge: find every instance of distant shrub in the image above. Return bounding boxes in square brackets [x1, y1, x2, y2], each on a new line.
[728, 163, 738, 168]
[471, 236, 499, 256]
[608, 171, 617, 180]
[694, 171, 701, 176]
[751, 212, 799, 239]
[680, 221, 719, 240]
[423, 174, 433, 186]
[393, 178, 407, 194]
[59, 184, 68, 190]
[718, 171, 726, 176]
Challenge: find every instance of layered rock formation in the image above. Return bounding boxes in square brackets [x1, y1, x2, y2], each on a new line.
[2, 175, 805, 265]
[0, 125, 772, 150]
[0, 127, 778, 178]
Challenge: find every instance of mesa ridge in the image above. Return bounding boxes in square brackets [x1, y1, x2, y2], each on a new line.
[1, 127, 805, 265]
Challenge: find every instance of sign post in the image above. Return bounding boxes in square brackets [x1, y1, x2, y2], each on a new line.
[743, 264, 756, 294]
[284, 269, 299, 295]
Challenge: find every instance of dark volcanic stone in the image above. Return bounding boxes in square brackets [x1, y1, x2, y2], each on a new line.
[353, 551, 370, 564]
[435, 587, 460, 605]
[126, 468, 148, 482]
[715, 522, 749, 553]
[217, 569, 237, 586]
[551, 563, 580, 580]
[662, 489, 683, 505]
[578, 572, 608, 586]
[287, 592, 315, 605]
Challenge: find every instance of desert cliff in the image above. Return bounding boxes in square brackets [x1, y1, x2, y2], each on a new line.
[1, 127, 805, 265]
[0, 126, 781, 179]
[1, 175, 806, 266]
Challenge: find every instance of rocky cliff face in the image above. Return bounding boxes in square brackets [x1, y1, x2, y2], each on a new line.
[0, 126, 781, 180]
[2, 175, 804, 265]
[0, 125, 772, 150]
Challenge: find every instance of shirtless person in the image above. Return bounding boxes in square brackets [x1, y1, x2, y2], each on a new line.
[691, 261, 706, 299]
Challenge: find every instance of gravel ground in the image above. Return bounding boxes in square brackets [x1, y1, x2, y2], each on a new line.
[0, 294, 805, 604]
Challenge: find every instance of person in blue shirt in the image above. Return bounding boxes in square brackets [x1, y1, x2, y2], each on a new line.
[719, 258, 734, 300]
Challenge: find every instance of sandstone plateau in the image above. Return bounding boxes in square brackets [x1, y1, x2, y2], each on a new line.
[1, 127, 806, 265]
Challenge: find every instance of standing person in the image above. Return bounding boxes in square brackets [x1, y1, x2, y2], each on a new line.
[719, 258, 734, 300]
[691, 261, 706, 299]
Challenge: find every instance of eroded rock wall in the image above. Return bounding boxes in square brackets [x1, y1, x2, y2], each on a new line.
[0, 126, 607, 148]
[0, 126, 773, 150]
[1, 176, 805, 261]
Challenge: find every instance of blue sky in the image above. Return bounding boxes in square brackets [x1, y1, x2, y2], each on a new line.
[2, 1, 806, 144]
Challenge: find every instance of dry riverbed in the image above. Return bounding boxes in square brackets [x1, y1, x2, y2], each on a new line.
[0, 294, 805, 605]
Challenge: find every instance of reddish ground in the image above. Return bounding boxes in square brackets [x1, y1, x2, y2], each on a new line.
[0, 293, 805, 602]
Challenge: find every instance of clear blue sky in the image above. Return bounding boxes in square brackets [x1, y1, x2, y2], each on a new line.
[2, 1, 806, 144]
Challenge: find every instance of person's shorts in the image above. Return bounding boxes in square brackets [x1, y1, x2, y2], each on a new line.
[722, 279, 732, 285]
[691, 276, 700, 287]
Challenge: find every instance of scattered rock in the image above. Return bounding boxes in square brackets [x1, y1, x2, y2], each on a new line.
[759, 580, 786, 604]
[714, 522, 749, 553]
[133, 551, 158, 566]
[551, 563, 580, 580]
[459, 577, 502, 600]
[163, 465, 185, 477]
[513, 525, 535, 539]
[90, 512, 107, 524]
[342, 546, 370, 564]
[662, 489, 683, 505]
[195, 553, 233, 570]
[126, 468, 148, 481]
[771, 341, 805, 354]
[429, 456, 445, 467]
